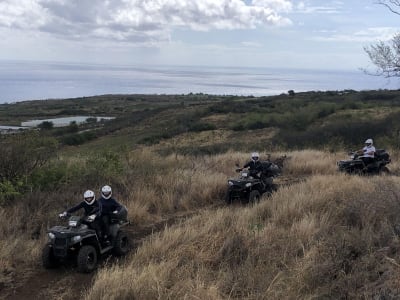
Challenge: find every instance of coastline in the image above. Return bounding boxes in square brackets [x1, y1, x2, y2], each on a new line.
[0, 60, 398, 104]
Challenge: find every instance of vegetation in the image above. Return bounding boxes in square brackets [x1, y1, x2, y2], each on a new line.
[364, 1, 400, 77]
[2, 90, 400, 298]
[87, 172, 400, 299]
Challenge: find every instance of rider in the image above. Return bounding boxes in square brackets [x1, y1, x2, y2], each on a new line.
[243, 152, 263, 179]
[98, 185, 123, 241]
[59, 190, 103, 238]
[359, 138, 376, 168]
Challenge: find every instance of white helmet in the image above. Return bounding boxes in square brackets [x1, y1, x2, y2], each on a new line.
[365, 138, 373, 145]
[101, 185, 112, 199]
[251, 152, 259, 161]
[84, 190, 95, 205]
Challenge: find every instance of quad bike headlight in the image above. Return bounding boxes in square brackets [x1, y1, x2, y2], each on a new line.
[228, 181, 234, 186]
[68, 220, 78, 227]
[245, 183, 252, 187]
[48, 232, 55, 239]
[71, 235, 82, 243]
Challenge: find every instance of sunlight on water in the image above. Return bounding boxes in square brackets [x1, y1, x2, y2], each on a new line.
[0, 60, 398, 103]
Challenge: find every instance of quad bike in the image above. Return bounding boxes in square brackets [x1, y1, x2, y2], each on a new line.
[337, 149, 391, 175]
[42, 207, 129, 273]
[226, 161, 280, 204]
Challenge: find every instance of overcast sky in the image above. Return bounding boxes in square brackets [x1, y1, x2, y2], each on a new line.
[0, 0, 399, 70]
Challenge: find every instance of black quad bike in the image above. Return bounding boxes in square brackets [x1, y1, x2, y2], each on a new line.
[226, 161, 280, 204]
[337, 149, 391, 175]
[42, 207, 130, 273]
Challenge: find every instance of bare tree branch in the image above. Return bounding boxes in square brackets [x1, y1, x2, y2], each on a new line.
[365, 2, 400, 78]
[376, 0, 400, 15]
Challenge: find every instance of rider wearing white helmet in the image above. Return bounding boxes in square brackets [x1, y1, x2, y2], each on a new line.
[243, 152, 263, 178]
[98, 185, 123, 241]
[60, 190, 100, 217]
[360, 138, 376, 168]
[59, 190, 103, 237]
[363, 139, 375, 157]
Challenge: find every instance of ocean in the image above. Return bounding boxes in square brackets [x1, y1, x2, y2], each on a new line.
[0, 60, 398, 103]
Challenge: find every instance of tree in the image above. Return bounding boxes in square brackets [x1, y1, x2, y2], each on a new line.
[376, 0, 400, 15]
[364, 1, 400, 77]
[38, 121, 54, 130]
[0, 131, 58, 181]
[67, 121, 79, 133]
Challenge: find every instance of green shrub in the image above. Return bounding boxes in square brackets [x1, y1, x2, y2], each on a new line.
[29, 161, 76, 191]
[247, 120, 268, 130]
[85, 151, 124, 182]
[188, 122, 216, 132]
[0, 132, 58, 181]
[38, 121, 54, 130]
[61, 131, 97, 145]
[231, 123, 245, 131]
[0, 179, 24, 205]
[67, 121, 79, 133]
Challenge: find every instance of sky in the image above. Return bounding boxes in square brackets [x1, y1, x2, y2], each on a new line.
[0, 0, 399, 71]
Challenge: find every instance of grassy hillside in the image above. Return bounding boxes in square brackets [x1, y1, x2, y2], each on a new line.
[87, 171, 400, 299]
[2, 90, 400, 152]
[1, 90, 400, 299]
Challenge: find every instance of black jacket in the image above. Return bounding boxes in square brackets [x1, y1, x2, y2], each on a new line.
[243, 160, 262, 171]
[98, 197, 122, 215]
[66, 200, 101, 216]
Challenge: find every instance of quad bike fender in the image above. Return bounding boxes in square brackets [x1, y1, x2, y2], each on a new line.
[79, 234, 101, 253]
[108, 224, 121, 238]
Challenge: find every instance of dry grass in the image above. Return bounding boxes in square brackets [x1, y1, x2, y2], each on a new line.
[2, 148, 400, 299]
[85, 153, 400, 299]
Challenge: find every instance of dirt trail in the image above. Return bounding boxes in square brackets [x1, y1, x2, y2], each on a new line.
[1, 207, 219, 300]
[2, 177, 301, 300]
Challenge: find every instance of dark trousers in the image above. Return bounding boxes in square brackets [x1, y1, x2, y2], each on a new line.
[90, 218, 103, 239]
[100, 215, 111, 237]
[361, 157, 374, 167]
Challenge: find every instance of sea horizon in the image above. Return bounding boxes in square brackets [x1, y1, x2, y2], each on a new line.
[0, 59, 399, 104]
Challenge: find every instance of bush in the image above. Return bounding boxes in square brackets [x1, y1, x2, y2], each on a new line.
[188, 122, 216, 132]
[0, 132, 58, 181]
[29, 161, 75, 191]
[38, 121, 54, 130]
[84, 151, 124, 183]
[0, 179, 22, 205]
[231, 123, 245, 131]
[61, 131, 97, 145]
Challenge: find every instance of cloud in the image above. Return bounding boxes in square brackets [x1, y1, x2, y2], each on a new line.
[295, 1, 343, 14]
[0, 0, 50, 29]
[311, 27, 399, 42]
[0, 0, 293, 44]
[241, 41, 263, 47]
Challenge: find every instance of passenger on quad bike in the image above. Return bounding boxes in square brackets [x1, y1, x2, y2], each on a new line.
[242, 152, 274, 189]
[243, 152, 262, 178]
[226, 152, 280, 204]
[44, 197, 129, 273]
[59, 190, 103, 239]
[98, 185, 123, 244]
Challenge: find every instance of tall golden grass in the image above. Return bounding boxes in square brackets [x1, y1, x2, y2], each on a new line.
[2, 149, 400, 299]
[84, 150, 400, 299]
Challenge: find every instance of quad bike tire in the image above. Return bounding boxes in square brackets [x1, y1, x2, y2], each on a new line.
[113, 231, 130, 256]
[225, 191, 233, 205]
[380, 166, 390, 174]
[264, 183, 278, 196]
[248, 190, 261, 204]
[77, 245, 98, 273]
[42, 244, 59, 269]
